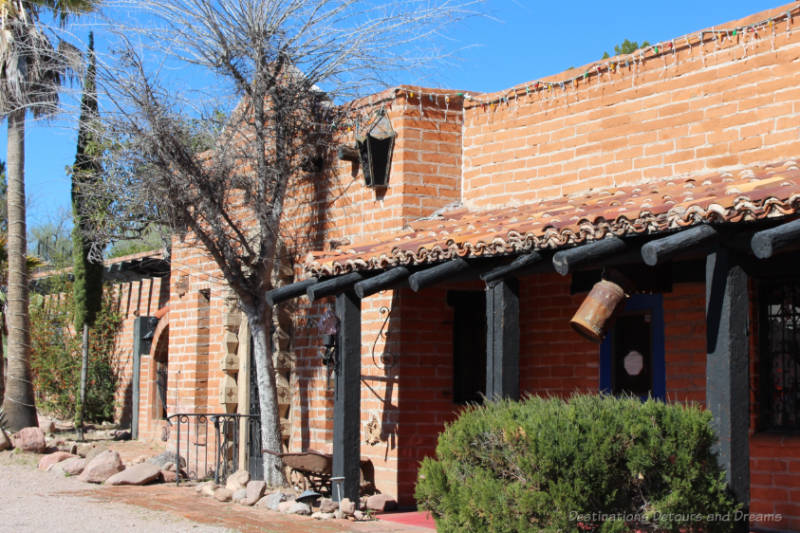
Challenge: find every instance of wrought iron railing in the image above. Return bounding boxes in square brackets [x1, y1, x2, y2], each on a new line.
[165, 413, 262, 484]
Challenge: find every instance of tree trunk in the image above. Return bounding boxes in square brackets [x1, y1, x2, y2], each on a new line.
[2, 110, 37, 431]
[248, 308, 284, 487]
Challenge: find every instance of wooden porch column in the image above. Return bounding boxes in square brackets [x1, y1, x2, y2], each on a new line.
[333, 290, 361, 502]
[485, 277, 520, 400]
[705, 247, 749, 516]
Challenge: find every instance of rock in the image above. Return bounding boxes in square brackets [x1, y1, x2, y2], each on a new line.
[131, 455, 149, 465]
[77, 444, 107, 461]
[289, 502, 311, 515]
[38, 451, 75, 471]
[366, 493, 398, 512]
[112, 430, 131, 441]
[312, 512, 334, 520]
[161, 469, 177, 483]
[225, 469, 250, 491]
[53, 457, 86, 476]
[78, 450, 125, 483]
[243, 480, 266, 506]
[38, 416, 56, 434]
[232, 488, 247, 502]
[0, 428, 12, 451]
[354, 510, 365, 521]
[214, 488, 233, 502]
[319, 498, 338, 513]
[256, 492, 288, 511]
[105, 462, 162, 485]
[147, 450, 186, 470]
[277, 501, 294, 513]
[339, 497, 356, 516]
[201, 482, 218, 497]
[333, 510, 345, 520]
[14, 427, 47, 453]
[56, 442, 78, 455]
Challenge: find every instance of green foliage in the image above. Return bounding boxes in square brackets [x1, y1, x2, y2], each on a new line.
[72, 31, 104, 331]
[107, 224, 166, 258]
[415, 394, 739, 533]
[602, 39, 650, 59]
[29, 286, 121, 422]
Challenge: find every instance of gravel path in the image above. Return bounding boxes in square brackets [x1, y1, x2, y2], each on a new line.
[0, 453, 236, 533]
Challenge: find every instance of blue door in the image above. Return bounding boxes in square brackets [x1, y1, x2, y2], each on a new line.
[600, 294, 665, 400]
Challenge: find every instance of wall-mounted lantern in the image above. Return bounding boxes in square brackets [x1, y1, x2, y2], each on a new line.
[356, 110, 396, 188]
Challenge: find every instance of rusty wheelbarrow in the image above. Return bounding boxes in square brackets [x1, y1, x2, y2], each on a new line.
[267, 449, 374, 495]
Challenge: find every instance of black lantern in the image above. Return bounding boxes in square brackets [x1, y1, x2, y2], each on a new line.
[356, 110, 396, 188]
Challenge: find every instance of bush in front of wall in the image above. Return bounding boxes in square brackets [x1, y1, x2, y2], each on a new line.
[415, 394, 739, 533]
[29, 289, 122, 423]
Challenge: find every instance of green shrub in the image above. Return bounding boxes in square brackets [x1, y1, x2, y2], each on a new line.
[415, 394, 739, 533]
[29, 289, 122, 423]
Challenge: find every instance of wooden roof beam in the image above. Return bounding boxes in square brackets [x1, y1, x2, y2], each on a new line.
[640, 224, 718, 266]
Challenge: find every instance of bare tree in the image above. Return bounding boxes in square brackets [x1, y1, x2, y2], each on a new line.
[89, 0, 480, 486]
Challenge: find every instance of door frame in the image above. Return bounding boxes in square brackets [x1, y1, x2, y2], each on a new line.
[599, 293, 666, 400]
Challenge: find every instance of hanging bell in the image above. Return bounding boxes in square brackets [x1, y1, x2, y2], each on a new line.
[570, 279, 629, 342]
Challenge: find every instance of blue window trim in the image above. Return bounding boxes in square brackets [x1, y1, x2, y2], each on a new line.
[599, 293, 666, 400]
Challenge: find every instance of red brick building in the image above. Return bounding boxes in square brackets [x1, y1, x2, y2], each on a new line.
[130, 3, 800, 530]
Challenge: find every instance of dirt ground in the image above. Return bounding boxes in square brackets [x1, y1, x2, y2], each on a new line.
[0, 447, 433, 533]
[0, 451, 235, 533]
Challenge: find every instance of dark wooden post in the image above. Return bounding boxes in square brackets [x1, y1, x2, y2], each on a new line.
[485, 277, 520, 400]
[332, 290, 361, 502]
[706, 247, 749, 519]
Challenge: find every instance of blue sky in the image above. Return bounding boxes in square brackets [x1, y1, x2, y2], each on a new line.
[1, 0, 784, 229]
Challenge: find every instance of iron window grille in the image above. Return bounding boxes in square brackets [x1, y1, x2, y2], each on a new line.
[759, 278, 800, 431]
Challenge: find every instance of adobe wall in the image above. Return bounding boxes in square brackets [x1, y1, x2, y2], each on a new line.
[109, 277, 170, 427]
[462, 4, 800, 208]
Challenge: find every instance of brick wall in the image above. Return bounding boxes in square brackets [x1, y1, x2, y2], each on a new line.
[157, 2, 800, 518]
[461, 4, 800, 209]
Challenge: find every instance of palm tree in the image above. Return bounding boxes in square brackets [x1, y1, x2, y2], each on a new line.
[0, 0, 96, 430]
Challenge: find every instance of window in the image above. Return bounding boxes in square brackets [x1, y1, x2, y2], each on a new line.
[759, 278, 800, 431]
[447, 291, 486, 404]
[600, 294, 665, 400]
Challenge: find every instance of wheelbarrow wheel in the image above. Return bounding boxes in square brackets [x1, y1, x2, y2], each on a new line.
[289, 469, 308, 492]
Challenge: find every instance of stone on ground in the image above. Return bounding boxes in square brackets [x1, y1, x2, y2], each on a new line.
[333, 510, 345, 520]
[354, 510, 366, 521]
[243, 480, 266, 506]
[0, 428, 12, 451]
[213, 488, 233, 502]
[14, 427, 47, 453]
[224, 469, 249, 491]
[38, 451, 75, 471]
[52, 457, 86, 476]
[148, 450, 186, 470]
[319, 498, 338, 513]
[277, 501, 294, 513]
[256, 491, 288, 511]
[232, 488, 247, 502]
[105, 462, 162, 485]
[289, 502, 311, 515]
[200, 482, 218, 497]
[339, 497, 356, 516]
[312, 512, 334, 520]
[161, 469, 177, 483]
[78, 449, 125, 483]
[366, 493, 398, 512]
